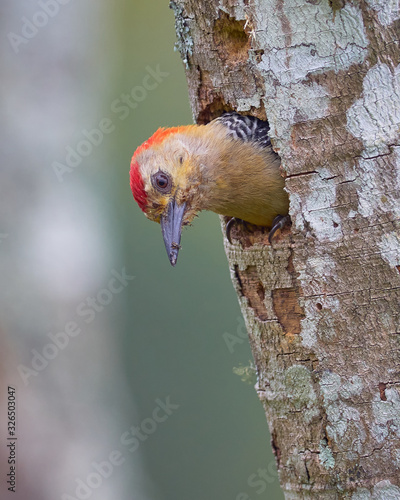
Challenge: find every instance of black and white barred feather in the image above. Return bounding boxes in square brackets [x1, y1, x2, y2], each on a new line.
[213, 112, 272, 149]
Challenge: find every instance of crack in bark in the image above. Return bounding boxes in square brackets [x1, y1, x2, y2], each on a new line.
[286, 170, 318, 179]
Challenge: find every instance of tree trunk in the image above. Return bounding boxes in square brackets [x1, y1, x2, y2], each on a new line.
[171, 0, 400, 497]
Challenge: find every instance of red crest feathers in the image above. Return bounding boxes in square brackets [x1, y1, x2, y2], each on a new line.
[130, 126, 189, 212]
[130, 159, 147, 212]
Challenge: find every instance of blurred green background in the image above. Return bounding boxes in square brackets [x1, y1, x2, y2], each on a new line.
[1, 0, 283, 499]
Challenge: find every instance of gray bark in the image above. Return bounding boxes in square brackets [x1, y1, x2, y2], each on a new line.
[171, 0, 400, 497]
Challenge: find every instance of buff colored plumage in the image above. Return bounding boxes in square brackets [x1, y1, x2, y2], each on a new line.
[130, 112, 289, 265]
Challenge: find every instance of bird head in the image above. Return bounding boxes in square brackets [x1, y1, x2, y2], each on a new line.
[130, 126, 204, 266]
[130, 115, 289, 266]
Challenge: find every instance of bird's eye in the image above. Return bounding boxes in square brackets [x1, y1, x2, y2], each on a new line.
[156, 175, 168, 188]
[152, 171, 172, 194]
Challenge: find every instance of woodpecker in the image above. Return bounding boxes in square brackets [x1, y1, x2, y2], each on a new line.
[130, 112, 289, 266]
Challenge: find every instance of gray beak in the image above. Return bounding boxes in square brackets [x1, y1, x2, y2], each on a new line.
[160, 199, 186, 266]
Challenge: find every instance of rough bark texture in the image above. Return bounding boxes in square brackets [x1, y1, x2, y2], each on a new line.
[171, 0, 400, 498]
